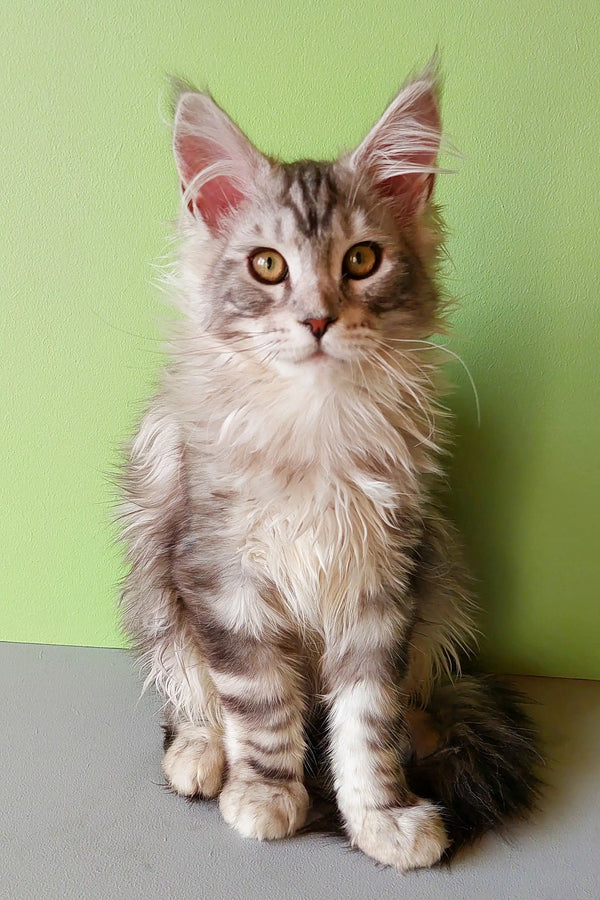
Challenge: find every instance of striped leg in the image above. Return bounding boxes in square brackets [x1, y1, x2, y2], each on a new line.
[201, 617, 309, 840]
[323, 622, 449, 871]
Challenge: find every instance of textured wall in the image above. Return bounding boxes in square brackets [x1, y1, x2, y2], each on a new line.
[2, 1, 598, 677]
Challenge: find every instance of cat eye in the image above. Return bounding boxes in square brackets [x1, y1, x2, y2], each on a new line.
[248, 248, 288, 285]
[343, 242, 381, 280]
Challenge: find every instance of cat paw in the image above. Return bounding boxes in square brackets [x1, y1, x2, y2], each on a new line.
[162, 724, 225, 799]
[350, 801, 449, 872]
[219, 776, 309, 840]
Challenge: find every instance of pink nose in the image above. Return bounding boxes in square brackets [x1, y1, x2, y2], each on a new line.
[302, 317, 336, 340]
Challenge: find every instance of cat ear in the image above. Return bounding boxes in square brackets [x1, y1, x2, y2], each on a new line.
[173, 90, 263, 230]
[350, 60, 443, 220]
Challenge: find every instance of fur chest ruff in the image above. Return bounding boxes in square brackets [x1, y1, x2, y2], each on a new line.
[236, 467, 419, 629]
[185, 366, 430, 630]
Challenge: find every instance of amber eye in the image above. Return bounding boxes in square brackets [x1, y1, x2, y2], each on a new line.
[343, 242, 381, 280]
[248, 248, 288, 284]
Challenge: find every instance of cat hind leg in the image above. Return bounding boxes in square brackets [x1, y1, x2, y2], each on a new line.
[142, 636, 226, 799]
[162, 721, 225, 798]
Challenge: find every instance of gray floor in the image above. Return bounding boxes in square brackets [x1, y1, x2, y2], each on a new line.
[1, 644, 598, 900]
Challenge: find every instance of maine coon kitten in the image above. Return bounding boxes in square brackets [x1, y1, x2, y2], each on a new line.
[119, 62, 540, 871]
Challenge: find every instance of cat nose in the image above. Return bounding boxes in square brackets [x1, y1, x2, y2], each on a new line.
[302, 317, 337, 340]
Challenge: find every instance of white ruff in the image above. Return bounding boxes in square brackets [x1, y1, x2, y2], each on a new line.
[170, 329, 438, 637]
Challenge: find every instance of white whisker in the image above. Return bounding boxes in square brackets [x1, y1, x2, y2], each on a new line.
[382, 338, 480, 427]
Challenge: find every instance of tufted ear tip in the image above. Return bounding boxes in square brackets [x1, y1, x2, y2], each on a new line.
[172, 90, 263, 230]
[351, 59, 445, 220]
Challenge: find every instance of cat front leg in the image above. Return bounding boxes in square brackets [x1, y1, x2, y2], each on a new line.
[323, 614, 449, 871]
[197, 607, 309, 840]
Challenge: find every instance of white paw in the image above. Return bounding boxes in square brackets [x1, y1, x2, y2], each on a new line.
[219, 777, 309, 840]
[351, 800, 449, 872]
[162, 725, 225, 799]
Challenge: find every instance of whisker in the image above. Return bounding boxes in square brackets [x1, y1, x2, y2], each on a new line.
[377, 358, 437, 444]
[381, 337, 480, 427]
[352, 343, 439, 447]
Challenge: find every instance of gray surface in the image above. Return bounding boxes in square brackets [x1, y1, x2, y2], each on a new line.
[0, 643, 598, 900]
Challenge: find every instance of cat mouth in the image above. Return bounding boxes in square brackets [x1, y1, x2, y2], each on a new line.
[304, 346, 331, 363]
[287, 341, 346, 366]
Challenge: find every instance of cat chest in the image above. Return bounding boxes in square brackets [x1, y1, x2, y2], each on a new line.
[238, 473, 402, 619]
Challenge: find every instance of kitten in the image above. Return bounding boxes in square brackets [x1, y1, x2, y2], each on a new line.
[119, 61, 540, 871]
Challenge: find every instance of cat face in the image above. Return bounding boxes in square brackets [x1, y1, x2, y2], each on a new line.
[172, 64, 444, 379]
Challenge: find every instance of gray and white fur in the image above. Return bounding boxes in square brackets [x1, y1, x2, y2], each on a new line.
[119, 61, 540, 871]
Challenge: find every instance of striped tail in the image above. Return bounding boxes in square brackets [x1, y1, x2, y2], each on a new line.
[405, 675, 543, 854]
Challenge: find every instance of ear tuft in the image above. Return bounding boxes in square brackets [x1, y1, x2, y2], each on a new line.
[172, 90, 262, 230]
[351, 57, 446, 220]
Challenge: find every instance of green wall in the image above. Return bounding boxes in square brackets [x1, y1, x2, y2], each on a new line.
[2, 1, 599, 678]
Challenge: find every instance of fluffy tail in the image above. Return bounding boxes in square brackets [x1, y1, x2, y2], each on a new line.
[405, 675, 543, 854]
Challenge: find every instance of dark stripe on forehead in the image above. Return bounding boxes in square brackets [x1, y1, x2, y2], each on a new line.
[321, 169, 338, 231]
[280, 162, 338, 239]
[284, 182, 314, 239]
[298, 169, 319, 236]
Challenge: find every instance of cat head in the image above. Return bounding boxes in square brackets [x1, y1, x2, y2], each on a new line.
[171, 62, 447, 381]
